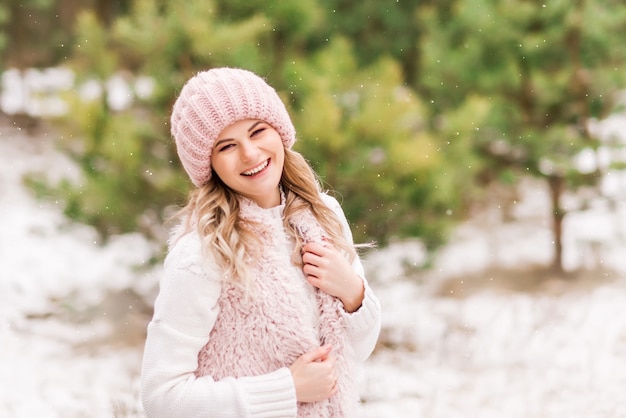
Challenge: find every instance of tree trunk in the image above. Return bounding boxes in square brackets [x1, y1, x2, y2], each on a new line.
[547, 174, 565, 273]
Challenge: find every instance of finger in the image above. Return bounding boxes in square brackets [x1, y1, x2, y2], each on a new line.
[318, 349, 336, 364]
[305, 276, 322, 290]
[302, 263, 321, 278]
[302, 241, 326, 256]
[306, 345, 333, 362]
[304, 273, 324, 289]
[301, 251, 321, 266]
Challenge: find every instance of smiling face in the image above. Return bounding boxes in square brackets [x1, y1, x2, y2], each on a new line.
[211, 119, 285, 208]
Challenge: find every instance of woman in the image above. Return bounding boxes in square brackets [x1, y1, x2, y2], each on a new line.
[140, 67, 381, 417]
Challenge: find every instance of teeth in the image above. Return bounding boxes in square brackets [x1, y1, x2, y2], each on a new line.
[242, 160, 268, 176]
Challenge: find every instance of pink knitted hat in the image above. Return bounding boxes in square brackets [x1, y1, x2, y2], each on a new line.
[170, 67, 296, 187]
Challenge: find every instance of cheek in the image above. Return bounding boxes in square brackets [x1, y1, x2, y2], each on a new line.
[275, 149, 285, 171]
[210, 155, 229, 178]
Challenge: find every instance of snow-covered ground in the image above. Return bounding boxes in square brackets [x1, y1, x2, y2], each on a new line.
[0, 122, 154, 417]
[2, 111, 626, 415]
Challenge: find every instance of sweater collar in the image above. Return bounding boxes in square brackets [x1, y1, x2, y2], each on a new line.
[238, 186, 285, 223]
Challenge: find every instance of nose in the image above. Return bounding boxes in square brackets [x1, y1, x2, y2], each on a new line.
[238, 138, 259, 162]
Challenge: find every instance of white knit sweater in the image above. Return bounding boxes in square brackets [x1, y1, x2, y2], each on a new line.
[140, 194, 381, 417]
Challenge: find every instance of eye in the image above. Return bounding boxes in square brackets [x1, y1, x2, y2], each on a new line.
[251, 126, 267, 137]
[217, 143, 235, 152]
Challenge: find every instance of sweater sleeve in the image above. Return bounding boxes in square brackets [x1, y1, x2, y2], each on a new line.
[140, 233, 297, 418]
[321, 194, 382, 363]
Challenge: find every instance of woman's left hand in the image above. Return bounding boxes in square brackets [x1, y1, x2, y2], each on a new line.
[302, 241, 364, 313]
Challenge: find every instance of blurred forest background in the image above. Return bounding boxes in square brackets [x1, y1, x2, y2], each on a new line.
[4, 1, 626, 416]
[2, 0, 626, 271]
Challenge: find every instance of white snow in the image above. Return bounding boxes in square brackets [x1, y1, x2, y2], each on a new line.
[0, 124, 155, 417]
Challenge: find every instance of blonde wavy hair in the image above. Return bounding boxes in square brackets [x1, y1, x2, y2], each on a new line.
[173, 147, 358, 291]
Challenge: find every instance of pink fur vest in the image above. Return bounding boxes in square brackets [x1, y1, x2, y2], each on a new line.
[195, 195, 356, 417]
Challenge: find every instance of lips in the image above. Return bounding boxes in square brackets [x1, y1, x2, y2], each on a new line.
[241, 159, 269, 176]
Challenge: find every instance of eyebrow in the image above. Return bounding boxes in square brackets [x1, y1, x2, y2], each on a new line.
[247, 120, 264, 132]
[214, 121, 264, 149]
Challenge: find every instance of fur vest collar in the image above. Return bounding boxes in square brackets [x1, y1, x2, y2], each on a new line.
[195, 194, 356, 417]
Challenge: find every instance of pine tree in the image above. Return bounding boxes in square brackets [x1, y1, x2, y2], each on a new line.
[417, 0, 626, 271]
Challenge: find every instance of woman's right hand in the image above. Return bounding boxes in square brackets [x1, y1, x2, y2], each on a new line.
[288, 345, 338, 403]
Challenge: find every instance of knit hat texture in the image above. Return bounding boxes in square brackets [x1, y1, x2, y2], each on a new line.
[170, 67, 296, 187]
